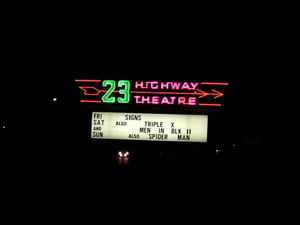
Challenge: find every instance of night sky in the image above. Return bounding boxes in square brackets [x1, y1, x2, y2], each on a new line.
[1, 22, 298, 218]
[1, 8, 299, 219]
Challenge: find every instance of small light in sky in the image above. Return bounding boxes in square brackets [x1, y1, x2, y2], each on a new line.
[2, 125, 5, 129]
[53, 98, 57, 102]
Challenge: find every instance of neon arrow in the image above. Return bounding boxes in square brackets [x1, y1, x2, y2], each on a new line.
[131, 89, 223, 99]
[79, 86, 122, 95]
[131, 90, 197, 95]
[197, 89, 224, 99]
[79, 86, 103, 96]
[130, 89, 206, 97]
[201, 82, 229, 85]
[78, 88, 223, 98]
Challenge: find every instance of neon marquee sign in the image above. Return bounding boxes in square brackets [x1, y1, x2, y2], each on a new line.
[75, 79, 229, 107]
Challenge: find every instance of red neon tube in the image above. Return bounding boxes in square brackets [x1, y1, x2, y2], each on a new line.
[80, 100, 102, 103]
[199, 103, 222, 107]
[75, 79, 101, 82]
[201, 82, 229, 86]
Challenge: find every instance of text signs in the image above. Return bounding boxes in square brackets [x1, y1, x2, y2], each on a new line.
[75, 79, 229, 107]
[91, 112, 208, 142]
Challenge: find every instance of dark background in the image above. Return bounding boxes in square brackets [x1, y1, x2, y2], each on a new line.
[1, 15, 298, 218]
